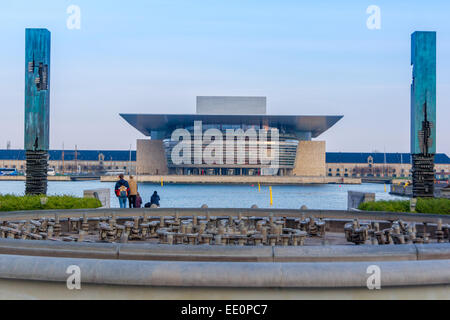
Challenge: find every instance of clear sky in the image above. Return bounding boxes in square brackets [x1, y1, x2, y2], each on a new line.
[1, 0, 449, 154]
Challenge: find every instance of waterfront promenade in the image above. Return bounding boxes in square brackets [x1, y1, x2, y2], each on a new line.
[0, 175, 71, 181]
[1, 175, 361, 185]
[100, 175, 361, 185]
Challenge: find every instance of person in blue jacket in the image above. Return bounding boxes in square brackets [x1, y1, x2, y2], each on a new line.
[114, 174, 130, 208]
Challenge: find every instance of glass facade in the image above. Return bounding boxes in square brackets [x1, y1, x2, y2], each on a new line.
[162, 124, 301, 176]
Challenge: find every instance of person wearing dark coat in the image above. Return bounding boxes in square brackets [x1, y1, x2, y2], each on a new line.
[150, 191, 160, 207]
[135, 192, 142, 208]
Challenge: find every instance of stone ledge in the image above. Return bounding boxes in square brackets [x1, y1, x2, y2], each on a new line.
[273, 245, 418, 262]
[416, 243, 450, 260]
[1, 239, 449, 262]
[117, 243, 273, 262]
[0, 239, 118, 259]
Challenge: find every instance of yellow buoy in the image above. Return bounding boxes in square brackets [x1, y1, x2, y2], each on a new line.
[161, 177, 164, 187]
[269, 186, 273, 206]
[258, 182, 261, 192]
[384, 184, 387, 192]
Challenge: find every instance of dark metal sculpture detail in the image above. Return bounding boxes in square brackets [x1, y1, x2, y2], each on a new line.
[1, 214, 448, 245]
[412, 101, 435, 197]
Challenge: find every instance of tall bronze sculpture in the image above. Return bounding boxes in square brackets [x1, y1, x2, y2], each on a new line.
[410, 31, 436, 198]
[24, 29, 51, 195]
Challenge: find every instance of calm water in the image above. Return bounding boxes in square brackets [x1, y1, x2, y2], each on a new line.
[0, 181, 402, 210]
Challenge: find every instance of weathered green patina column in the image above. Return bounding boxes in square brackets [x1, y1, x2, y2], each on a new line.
[25, 29, 51, 195]
[410, 31, 436, 198]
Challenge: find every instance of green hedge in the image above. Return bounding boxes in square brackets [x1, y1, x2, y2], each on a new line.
[0, 195, 102, 212]
[359, 198, 450, 215]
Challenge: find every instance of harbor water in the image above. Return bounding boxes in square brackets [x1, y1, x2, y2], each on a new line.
[0, 181, 402, 210]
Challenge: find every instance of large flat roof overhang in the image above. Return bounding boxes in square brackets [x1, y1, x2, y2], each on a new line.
[120, 114, 343, 138]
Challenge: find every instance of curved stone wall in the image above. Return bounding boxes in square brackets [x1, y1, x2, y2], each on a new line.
[1, 254, 449, 288]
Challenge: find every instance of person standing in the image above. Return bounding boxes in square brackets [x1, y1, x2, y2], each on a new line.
[135, 192, 143, 208]
[114, 174, 130, 209]
[128, 175, 138, 208]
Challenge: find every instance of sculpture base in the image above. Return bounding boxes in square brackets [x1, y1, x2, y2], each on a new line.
[25, 151, 48, 195]
[412, 154, 435, 198]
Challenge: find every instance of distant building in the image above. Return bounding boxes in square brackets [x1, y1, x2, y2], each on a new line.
[121, 96, 343, 176]
[326, 153, 450, 180]
[0, 150, 136, 175]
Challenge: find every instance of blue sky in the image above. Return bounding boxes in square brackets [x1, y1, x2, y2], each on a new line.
[1, 0, 449, 154]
